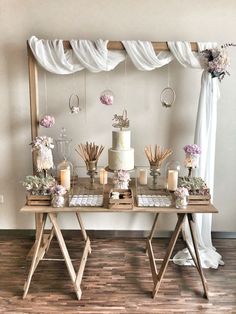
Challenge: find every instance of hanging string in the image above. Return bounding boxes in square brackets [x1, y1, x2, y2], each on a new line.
[167, 63, 170, 88]
[84, 69, 87, 123]
[124, 54, 127, 109]
[44, 72, 48, 114]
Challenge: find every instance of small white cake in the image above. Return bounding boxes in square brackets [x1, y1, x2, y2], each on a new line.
[108, 129, 134, 171]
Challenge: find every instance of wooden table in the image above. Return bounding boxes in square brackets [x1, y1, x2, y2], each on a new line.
[20, 202, 217, 300]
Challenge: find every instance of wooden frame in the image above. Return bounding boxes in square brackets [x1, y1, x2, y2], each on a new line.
[27, 39, 199, 173]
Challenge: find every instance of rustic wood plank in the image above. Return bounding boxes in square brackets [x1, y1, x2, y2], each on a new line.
[152, 213, 186, 298]
[23, 213, 47, 298]
[187, 213, 209, 299]
[148, 213, 159, 242]
[146, 239, 157, 282]
[76, 238, 90, 288]
[48, 213, 82, 300]
[62, 40, 199, 52]
[20, 203, 218, 214]
[76, 212, 91, 254]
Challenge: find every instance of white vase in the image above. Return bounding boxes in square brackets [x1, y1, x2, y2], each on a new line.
[51, 195, 65, 208]
[175, 196, 188, 209]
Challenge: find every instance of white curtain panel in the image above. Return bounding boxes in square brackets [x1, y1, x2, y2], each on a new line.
[28, 37, 223, 268]
[168, 41, 223, 268]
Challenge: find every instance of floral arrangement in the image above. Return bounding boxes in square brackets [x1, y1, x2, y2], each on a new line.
[112, 110, 129, 130]
[39, 115, 55, 128]
[113, 170, 131, 189]
[100, 93, 114, 105]
[200, 43, 236, 81]
[184, 144, 201, 175]
[117, 170, 130, 183]
[178, 176, 210, 195]
[70, 106, 81, 114]
[174, 187, 189, 198]
[50, 184, 67, 196]
[30, 136, 54, 171]
[30, 136, 54, 151]
[183, 144, 201, 155]
[22, 175, 56, 195]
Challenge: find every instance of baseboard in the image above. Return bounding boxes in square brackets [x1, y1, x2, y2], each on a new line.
[0, 229, 235, 238]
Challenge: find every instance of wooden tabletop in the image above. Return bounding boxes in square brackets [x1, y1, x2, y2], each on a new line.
[20, 180, 218, 214]
[20, 203, 218, 214]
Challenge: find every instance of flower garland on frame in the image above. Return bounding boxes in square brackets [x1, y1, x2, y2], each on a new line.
[200, 43, 236, 81]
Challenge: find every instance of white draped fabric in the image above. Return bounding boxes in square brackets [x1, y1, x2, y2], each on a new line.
[28, 36, 125, 74]
[28, 36, 223, 268]
[122, 40, 173, 70]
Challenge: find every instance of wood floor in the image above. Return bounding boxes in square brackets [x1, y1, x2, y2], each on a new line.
[0, 234, 235, 313]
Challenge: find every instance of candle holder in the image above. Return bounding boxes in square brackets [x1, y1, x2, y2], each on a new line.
[56, 128, 73, 191]
[149, 165, 161, 190]
[86, 160, 98, 189]
[165, 161, 180, 192]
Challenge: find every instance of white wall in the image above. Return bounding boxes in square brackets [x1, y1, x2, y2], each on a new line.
[0, 0, 236, 231]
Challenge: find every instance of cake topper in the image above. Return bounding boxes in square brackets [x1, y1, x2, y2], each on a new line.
[112, 110, 129, 131]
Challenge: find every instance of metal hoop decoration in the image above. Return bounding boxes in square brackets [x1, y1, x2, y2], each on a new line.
[69, 94, 81, 114]
[160, 87, 176, 108]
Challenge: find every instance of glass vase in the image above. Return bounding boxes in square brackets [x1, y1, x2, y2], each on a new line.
[175, 196, 188, 209]
[51, 195, 65, 208]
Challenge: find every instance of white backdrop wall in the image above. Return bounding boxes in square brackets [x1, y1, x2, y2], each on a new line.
[0, 0, 236, 231]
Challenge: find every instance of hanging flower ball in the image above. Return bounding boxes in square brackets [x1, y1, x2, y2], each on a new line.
[39, 115, 55, 128]
[99, 90, 114, 105]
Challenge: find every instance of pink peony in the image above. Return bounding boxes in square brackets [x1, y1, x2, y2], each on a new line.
[40, 115, 55, 128]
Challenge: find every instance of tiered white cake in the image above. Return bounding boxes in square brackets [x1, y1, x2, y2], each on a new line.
[108, 130, 134, 170]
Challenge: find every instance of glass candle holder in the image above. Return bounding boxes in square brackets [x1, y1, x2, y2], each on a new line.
[86, 160, 98, 189]
[165, 161, 180, 192]
[149, 165, 161, 190]
[56, 128, 73, 191]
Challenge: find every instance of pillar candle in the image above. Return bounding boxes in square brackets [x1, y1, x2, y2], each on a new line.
[99, 168, 108, 184]
[167, 170, 178, 191]
[60, 168, 71, 190]
[139, 169, 148, 185]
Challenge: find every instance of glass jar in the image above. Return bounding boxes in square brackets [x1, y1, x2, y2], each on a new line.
[51, 195, 65, 208]
[165, 161, 180, 191]
[175, 196, 188, 209]
[56, 128, 73, 191]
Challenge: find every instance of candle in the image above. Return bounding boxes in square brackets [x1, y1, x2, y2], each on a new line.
[167, 170, 178, 191]
[60, 168, 71, 190]
[99, 168, 108, 185]
[139, 169, 147, 185]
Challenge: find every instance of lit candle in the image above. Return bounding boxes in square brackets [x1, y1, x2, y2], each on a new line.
[99, 168, 108, 185]
[60, 168, 71, 190]
[139, 169, 147, 185]
[167, 170, 178, 191]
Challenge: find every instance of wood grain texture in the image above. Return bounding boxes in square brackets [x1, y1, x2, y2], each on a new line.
[20, 203, 218, 214]
[0, 234, 235, 313]
[61, 40, 199, 52]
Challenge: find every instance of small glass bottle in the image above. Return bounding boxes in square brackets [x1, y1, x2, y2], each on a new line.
[56, 128, 73, 191]
[165, 161, 180, 191]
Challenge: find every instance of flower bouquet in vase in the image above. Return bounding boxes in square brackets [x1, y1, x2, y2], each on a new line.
[51, 184, 67, 208]
[174, 187, 189, 209]
[183, 144, 201, 177]
[144, 145, 172, 190]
